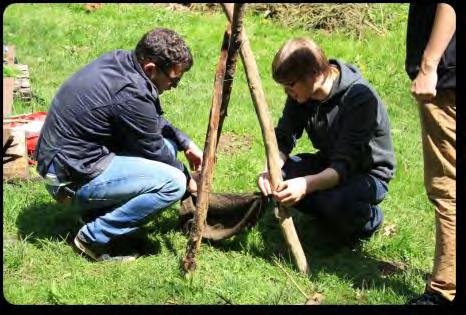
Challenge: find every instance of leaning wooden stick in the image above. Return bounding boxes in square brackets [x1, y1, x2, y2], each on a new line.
[183, 4, 246, 274]
[216, 3, 246, 145]
[221, 3, 309, 274]
[182, 28, 231, 273]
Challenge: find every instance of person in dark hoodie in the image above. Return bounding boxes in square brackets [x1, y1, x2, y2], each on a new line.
[257, 38, 396, 244]
[35, 28, 203, 261]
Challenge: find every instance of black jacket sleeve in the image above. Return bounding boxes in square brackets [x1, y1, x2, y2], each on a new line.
[160, 117, 192, 151]
[329, 85, 378, 183]
[275, 97, 306, 156]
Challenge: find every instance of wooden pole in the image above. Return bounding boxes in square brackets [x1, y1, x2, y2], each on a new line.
[182, 4, 247, 274]
[182, 28, 231, 274]
[216, 3, 246, 145]
[221, 3, 309, 274]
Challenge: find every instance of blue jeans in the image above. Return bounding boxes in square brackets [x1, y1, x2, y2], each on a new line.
[282, 153, 388, 239]
[46, 139, 186, 245]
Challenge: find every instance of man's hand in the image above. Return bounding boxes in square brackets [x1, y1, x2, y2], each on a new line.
[411, 59, 438, 103]
[272, 177, 308, 207]
[257, 171, 273, 196]
[188, 178, 198, 193]
[411, 3, 455, 103]
[186, 170, 201, 194]
[184, 141, 203, 171]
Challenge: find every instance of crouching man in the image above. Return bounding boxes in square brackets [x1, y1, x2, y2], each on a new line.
[35, 28, 203, 261]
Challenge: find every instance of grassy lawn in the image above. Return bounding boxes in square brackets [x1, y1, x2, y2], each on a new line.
[3, 3, 434, 305]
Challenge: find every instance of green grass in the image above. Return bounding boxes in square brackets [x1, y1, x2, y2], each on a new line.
[3, 3, 434, 305]
[3, 64, 21, 78]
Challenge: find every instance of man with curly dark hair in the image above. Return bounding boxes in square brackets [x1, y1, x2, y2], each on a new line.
[35, 28, 203, 261]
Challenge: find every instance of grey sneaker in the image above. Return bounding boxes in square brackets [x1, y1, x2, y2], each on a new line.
[73, 231, 138, 262]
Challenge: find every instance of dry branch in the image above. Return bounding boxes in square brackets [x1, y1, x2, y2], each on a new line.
[273, 258, 309, 300]
[187, 3, 392, 37]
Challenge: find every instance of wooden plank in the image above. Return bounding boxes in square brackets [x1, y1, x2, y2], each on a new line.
[3, 78, 14, 118]
[3, 126, 29, 181]
[3, 45, 16, 117]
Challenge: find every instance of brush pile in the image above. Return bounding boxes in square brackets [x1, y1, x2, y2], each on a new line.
[173, 3, 405, 37]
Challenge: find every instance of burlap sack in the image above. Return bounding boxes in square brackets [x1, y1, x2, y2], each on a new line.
[179, 192, 272, 241]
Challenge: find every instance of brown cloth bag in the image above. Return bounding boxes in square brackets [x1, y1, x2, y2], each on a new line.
[179, 192, 272, 241]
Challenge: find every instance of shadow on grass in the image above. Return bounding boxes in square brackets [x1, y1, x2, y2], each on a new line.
[207, 207, 429, 300]
[15, 200, 164, 257]
[15, 201, 82, 243]
[15, 199, 427, 299]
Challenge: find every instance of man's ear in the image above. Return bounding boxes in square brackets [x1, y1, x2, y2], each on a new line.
[142, 61, 156, 77]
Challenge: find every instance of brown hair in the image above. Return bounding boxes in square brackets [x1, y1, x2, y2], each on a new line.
[272, 38, 330, 85]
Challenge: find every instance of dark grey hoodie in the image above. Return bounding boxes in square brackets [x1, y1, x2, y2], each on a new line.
[275, 59, 396, 183]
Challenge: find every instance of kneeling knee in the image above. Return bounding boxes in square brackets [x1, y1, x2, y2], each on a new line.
[168, 170, 187, 201]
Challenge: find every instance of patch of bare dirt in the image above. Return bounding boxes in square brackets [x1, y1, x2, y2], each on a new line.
[305, 293, 325, 305]
[148, 3, 191, 12]
[378, 260, 408, 278]
[83, 3, 103, 13]
[217, 132, 252, 155]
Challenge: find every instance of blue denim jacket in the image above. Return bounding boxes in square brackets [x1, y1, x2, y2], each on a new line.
[35, 50, 191, 184]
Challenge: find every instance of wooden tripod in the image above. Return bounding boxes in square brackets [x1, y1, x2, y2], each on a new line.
[182, 3, 309, 275]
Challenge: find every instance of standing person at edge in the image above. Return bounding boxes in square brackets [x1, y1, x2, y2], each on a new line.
[405, 3, 456, 305]
[35, 28, 203, 262]
[257, 38, 396, 245]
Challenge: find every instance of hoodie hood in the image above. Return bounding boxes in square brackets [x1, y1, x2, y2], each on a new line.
[327, 59, 363, 100]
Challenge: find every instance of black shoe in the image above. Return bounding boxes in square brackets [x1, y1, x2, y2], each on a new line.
[408, 292, 452, 305]
[73, 230, 138, 262]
